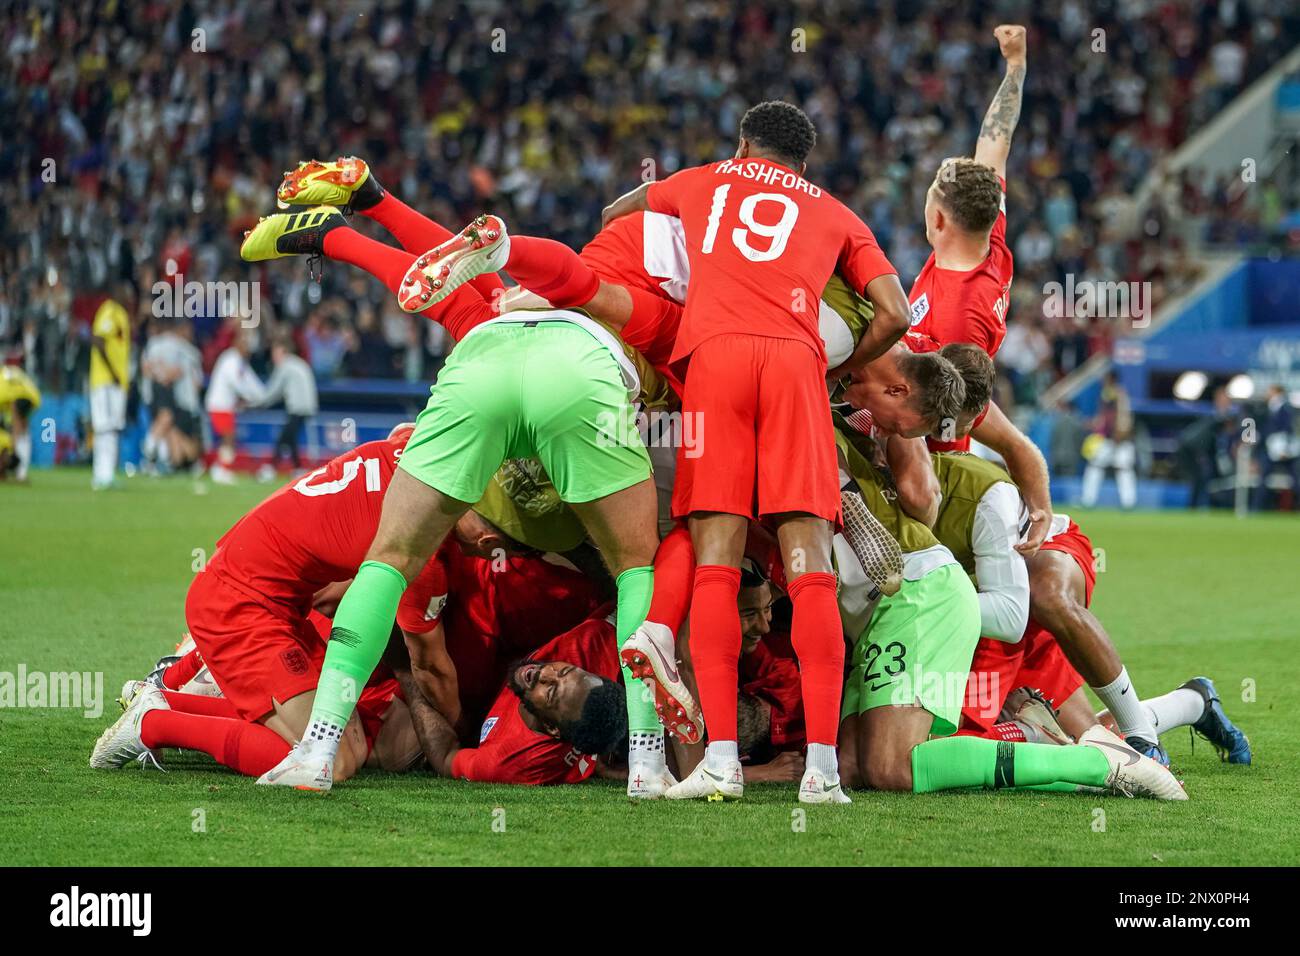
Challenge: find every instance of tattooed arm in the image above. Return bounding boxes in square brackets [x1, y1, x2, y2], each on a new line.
[394, 665, 461, 777]
[973, 25, 1027, 180]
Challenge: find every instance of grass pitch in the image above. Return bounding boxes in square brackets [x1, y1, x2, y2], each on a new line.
[2, 470, 1296, 866]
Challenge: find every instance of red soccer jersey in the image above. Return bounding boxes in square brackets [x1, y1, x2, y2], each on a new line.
[646, 157, 896, 364]
[450, 614, 621, 785]
[908, 178, 1013, 357]
[208, 427, 448, 635]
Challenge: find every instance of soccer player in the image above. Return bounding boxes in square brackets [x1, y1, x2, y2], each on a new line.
[909, 24, 1024, 358]
[832, 419, 1185, 800]
[594, 101, 912, 803]
[397, 610, 630, 786]
[1080, 370, 1139, 509]
[248, 264, 664, 795]
[88, 285, 132, 491]
[90, 428, 453, 780]
[0, 364, 40, 482]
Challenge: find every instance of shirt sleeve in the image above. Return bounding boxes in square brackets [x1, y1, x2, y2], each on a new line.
[450, 739, 561, 785]
[837, 209, 897, 293]
[396, 552, 449, 634]
[971, 482, 1030, 642]
[645, 166, 700, 218]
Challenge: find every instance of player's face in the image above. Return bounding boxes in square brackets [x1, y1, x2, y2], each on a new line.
[843, 372, 931, 438]
[738, 583, 774, 648]
[509, 660, 601, 730]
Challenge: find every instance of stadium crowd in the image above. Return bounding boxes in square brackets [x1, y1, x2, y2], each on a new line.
[2, 0, 1294, 414]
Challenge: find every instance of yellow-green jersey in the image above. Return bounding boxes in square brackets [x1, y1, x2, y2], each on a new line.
[832, 410, 959, 638]
[819, 274, 875, 368]
[0, 365, 41, 415]
[930, 452, 1015, 578]
[473, 458, 588, 554]
[930, 452, 1031, 643]
[90, 298, 131, 389]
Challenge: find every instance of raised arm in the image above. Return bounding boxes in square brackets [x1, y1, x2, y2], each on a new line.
[972, 25, 1027, 180]
[969, 401, 1051, 555]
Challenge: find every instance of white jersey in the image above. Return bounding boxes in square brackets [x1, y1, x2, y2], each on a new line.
[205, 348, 267, 413]
[971, 481, 1032, 643]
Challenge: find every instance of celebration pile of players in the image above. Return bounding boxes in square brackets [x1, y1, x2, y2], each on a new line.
[91, 27, 1250, 803]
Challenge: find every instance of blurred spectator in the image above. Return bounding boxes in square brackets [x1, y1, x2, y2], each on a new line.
[1253, 384, 1299, 510]
[204, 331, 266, 484]
[1081, 370, 1137, 509]
[260, 333, 319, 472]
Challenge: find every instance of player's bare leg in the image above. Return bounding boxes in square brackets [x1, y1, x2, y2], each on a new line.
[773, 513, 851, 803]
[260, 690, 370, 783]
[1026, 549, 1163, 761]
[856, 705, 936, 792]
[259, 470, 471, 790]
[1055, 686, 1103, 740]
[570, 477, 678, 797]
[665, 511, 748, 800]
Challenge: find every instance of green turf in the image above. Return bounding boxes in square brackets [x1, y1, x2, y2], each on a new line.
[2, 469, 1296, 866]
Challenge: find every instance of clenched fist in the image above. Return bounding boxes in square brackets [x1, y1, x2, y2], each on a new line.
[994, 24, 1027, 66]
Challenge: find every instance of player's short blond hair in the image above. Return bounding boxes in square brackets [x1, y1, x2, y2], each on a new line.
[897, 351, 967, 430]
[932, 157, 1002, 234]
[939, 343, 996, 414]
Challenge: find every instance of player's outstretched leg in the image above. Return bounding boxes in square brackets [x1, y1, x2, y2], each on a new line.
[276, 156, 504, 299]
[399, 215, 512, 312]
[1026, 547, 1166, 764]
[910, 725, 1187, 800]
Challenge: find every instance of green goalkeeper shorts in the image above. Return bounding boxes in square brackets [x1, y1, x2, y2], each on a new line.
[399, 316, 651, 504]
[841, 562, 981, 737]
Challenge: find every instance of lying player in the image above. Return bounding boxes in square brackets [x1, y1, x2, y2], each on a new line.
[90, 428, 589, 779]
[831, 416, 1185, 800]
[396, 609, 631, 786]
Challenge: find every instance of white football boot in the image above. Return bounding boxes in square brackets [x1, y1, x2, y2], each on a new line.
[256, 739, 334, 791]
[664, 759, 744, 801]
[398, 215, 510, 312]
[180, 665, 223, 698]
[620, 621, 704, 743]
[1001, 686, 1074, 745]
[90, 685, 169, 770]
[627, 764, 677, 799]
[798, 767, 853, 804]
[1079, 725, 1187, 800]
